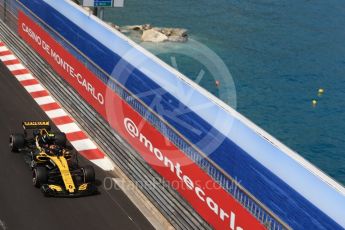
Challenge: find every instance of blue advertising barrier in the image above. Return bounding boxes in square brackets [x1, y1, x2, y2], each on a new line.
[3, 0, 345, 229]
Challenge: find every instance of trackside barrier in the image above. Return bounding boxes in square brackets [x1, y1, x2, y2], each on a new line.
[15, 9, 269, 230]
[0, 20, 209, 230]
[2, 1, 342, 229]
[0, 1, 289, 229]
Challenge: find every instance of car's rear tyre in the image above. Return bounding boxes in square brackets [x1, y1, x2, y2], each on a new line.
[9, 134, 25, 152]
[82, 165, 95, 183]
[33, 167, 48, 188]
[54, 132, 67, 147]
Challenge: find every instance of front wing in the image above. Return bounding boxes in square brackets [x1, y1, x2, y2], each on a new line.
[40, 183, 98, 198]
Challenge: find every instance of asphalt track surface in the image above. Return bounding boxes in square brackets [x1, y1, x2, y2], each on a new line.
[0, 61, 154, 230]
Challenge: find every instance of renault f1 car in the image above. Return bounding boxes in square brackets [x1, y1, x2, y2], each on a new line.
[9, 121, 97, 197]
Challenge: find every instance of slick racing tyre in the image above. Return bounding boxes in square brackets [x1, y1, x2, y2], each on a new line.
[33, 167, 48, 188]
[82, 165, 95, 183]
[9, 134, 25, 152]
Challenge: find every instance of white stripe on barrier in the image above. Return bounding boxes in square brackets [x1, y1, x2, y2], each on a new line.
[7, 63, 25, 71]
[0, 54, 16, 61]
[45, 108, 67, 119]
[24, 84, 45, 93]
[57, 123, 81, 133]
[15, 73, 34, 81]
[70, 139, 98, 151]
[34, 96, 56, 105]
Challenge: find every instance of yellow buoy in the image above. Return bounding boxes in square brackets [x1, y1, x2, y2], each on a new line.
[312, 99, 317, 107]
[318, 88, 324, 96]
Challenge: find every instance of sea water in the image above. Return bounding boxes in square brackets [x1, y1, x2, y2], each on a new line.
[105, 0, 345, 185]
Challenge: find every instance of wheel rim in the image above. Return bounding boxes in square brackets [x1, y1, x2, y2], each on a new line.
[9, 136, 13, 149]
[32, 170, 37, 185]
[81, 168, 86, 183]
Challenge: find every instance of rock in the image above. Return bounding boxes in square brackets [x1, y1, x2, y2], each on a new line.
[170, 28, 188, 37]
[141, 29, 168, 42]
[119, 29, 130, 33]
[107, 22, 120, 31]
[123, 25, 143, 31]
[123, 24, 152, 31]
[153, 27, 188, 42]
[161, 28, 173, 36]
[168, 35, 188, 42]
[121, 24, 188, 43]
[142, 24, 152, 30]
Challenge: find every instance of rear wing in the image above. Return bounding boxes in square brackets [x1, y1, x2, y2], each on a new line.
[22, 121, 51, 130]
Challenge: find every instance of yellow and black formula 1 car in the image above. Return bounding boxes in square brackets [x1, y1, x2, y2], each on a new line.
[9, 121, 97, 197]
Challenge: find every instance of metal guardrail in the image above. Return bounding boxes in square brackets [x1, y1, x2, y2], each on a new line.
[0, 1, 291, 229]
[0, 19, 208, 230]
[0, 3, 210, 229]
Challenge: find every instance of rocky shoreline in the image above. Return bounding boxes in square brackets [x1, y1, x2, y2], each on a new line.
[74, 2, 188, 43]
[107, 23, 189, 43]
[120, 24, 188, 43]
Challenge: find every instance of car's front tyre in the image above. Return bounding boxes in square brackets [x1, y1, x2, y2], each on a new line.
[33, 167, 48, 188]
[81, 165, 95, 183]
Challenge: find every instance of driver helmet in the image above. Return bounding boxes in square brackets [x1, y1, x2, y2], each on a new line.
[41, 130, 55, 144]
[48, 145, 62, 156]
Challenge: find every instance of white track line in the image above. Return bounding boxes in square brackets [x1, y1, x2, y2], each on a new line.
[0, 54, 16, 61]
[91, 157, 115, 171]
[24, 84, 45, 93]
[45, 108, 67, 119]
[15, 73, 34, 81]
[57, 123, 81, 133]
[6, 63, 25, 71]
[0, 46, 9, 52]
[34, 96, 56, 105]
[70, 139, 98, 151]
